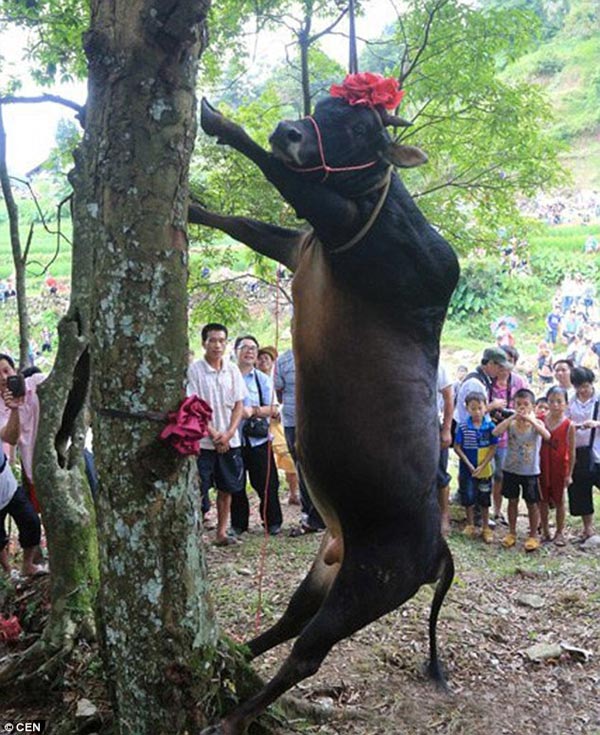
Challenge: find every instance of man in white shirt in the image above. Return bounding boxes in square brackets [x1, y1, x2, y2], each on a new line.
[187, 323, 247, 546]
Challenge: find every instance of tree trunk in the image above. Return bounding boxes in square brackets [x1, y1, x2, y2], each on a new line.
[82, 2, 227, 731]
[0, 104, 30, 368]
[299, 31, 312, 117]
[0, 98, 98, 700]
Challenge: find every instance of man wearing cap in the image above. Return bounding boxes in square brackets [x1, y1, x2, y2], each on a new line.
[454, 347, 510, 427]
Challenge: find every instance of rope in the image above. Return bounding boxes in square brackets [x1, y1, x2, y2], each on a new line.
[331, 166, 393, 254]
[285, 115, 379, 181]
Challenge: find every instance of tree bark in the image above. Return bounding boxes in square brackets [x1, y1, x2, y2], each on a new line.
[82, 1, 225, 732]
[0, 103, 30, 368]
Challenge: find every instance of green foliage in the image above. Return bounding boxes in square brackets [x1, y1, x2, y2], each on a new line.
[362, 0, 565, 254]
[448, 260, 504, 337]
[188, 267, 250, 335]
[1, 0, 89, 84]
[531, 53, 565, 76]
[448, 222, 600, 340]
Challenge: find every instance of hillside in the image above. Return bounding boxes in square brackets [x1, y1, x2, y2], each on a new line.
[507, 0, 600, 188]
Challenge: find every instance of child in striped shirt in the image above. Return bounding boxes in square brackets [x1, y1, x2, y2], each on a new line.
[453, 392, 498, 543]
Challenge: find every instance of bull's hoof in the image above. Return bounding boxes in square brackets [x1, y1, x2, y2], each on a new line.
[200, 98, 229, 141]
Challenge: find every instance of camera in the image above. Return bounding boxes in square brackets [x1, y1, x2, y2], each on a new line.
[6, 374, 26, 398]
[490, 407, 515, 424]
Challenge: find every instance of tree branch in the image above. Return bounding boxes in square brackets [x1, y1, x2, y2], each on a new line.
[400, 0, 452, 86]
[0, 94, 85, 127]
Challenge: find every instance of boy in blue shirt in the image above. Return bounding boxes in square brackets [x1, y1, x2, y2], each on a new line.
[453, 392, 498, 543]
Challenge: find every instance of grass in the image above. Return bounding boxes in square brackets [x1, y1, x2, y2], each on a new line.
[528, 223, 599, 255]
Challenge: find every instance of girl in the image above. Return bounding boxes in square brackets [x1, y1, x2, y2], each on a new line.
[540, 387, 575, 546]
[566, 367, 600, 540]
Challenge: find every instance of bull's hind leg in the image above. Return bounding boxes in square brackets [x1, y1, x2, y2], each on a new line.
[427, 541, 454, 687]
[202, 552, 424, 735]
[247, 532, 339, 658]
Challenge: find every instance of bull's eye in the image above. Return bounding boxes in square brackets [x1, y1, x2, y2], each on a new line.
[352, 123, 367, 136]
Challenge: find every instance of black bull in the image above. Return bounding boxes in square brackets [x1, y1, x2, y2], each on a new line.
[191, 95, 460, 735]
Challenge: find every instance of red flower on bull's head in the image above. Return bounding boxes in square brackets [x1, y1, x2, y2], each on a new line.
[330, 73, 405, 110]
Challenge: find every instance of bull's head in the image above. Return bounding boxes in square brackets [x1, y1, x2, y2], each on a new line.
[269, 96, 427, 194]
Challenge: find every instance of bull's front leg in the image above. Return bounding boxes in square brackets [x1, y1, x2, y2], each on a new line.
[200, 100, 359, 248]
[188, 203, 302, 271]
[201, 98, 273, 170]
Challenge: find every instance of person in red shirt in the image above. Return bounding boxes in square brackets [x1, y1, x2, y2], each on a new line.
[540, 386, 576, 546]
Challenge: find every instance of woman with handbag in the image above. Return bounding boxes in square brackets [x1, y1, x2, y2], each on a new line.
[230, 336, 283, 537]
[566, 366, 600, 541]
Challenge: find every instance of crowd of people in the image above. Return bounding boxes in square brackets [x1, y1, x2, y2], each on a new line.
[440, 346, 600, 552]
[520, 190, 600, 226]
[2, 301, 600, 574]
[186, 323, 324, 546]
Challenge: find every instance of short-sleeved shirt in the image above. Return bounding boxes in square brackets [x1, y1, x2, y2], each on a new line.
[274, 350, 296, 428]
[0, 372, 45, 482]
[455, 417, 498, 479]
[241, 368, 273, 448]
[567, 394, 600, 460]
[503, 422, 543, 476]
[546, 312, 561, 331]
[187, 358, 247, 450]
[0, 444, 18, 511]
[437, 363, 452, 419]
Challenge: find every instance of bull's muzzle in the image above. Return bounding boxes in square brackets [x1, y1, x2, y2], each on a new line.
[269, 121, 305, 164]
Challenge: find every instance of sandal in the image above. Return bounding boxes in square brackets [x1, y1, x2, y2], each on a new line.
[502, 533, 516, 548]
[553, 533, 566, 547]
[524, 537, 540, 552]
[213, 536, 238, 547]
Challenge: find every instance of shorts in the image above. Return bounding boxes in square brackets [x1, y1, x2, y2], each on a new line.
[493, 446, 507, 481]
[437, 448, 451, 489]
[197, 448, 244, 495]
[501, 471, 540, 504]
[567, 449, 600, 517]
[459, 474, 492, 508]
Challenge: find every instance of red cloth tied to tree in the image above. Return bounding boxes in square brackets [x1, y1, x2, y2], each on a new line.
[0, 615, 22, 643]
[159, 395, 212, 456]
[330, 72, 405, 110]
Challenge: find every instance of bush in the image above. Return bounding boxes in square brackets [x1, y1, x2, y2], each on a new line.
[448, 259, 552, 340]
[533, 55, 565, 75]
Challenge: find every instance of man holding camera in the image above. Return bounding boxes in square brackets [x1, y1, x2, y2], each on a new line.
[0, 353, 44, 576]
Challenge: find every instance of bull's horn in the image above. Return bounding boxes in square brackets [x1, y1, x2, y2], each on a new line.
[380, 109, 412, 128]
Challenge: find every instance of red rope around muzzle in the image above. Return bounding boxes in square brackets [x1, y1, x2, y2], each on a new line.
[284, 115, 379, 182]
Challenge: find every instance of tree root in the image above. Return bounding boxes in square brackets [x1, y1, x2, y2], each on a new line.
[0, 619, 77, 693]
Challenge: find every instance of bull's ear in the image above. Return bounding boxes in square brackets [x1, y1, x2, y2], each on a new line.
[384, 143, 428, 168]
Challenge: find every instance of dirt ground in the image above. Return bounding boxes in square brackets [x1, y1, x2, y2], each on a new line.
[1, 492, 599, 735]
[206, 493, 600, 735]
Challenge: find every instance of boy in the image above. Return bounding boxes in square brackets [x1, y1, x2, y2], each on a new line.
[493, 388, 551, 551]
[453, 393, 498, 543]
[535, 396, 549, 420]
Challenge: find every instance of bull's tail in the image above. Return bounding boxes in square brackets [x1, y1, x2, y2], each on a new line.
[427, 540, 454, 688]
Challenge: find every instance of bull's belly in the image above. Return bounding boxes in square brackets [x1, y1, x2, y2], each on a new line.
[296, 403, 440, 529]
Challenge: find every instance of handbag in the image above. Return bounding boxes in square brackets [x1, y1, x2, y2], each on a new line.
[243, 374, 270, 439]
